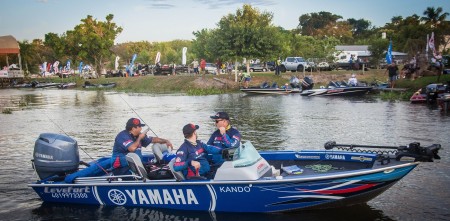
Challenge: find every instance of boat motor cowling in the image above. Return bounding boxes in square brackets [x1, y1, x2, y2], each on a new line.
[33, 133, 80, 180]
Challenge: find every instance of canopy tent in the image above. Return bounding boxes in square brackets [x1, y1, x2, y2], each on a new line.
[0, 35, 23, 79]
[0, 35, 20, 54]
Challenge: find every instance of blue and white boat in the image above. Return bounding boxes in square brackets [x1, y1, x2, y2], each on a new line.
[29, 133, 440, 213]
[301, 81, 372, 96]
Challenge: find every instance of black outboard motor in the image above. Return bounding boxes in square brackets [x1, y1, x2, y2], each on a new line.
[301, 77, 314, 90]
[396, 142, 441, 162]
[33, 133, 79, 180]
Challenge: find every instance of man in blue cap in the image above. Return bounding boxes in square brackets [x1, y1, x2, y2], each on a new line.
[111, 118, 173, 175]
[207, 112, 241, 165]
[173, 123, 223, 179]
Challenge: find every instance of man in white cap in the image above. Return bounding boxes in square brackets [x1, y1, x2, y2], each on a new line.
[348, 74, 358, 86]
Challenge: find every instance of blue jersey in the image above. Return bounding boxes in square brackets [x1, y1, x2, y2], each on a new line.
[111, 130, 152, 174]
[207, 127, 241, 164]
[173, 139, 222, 178]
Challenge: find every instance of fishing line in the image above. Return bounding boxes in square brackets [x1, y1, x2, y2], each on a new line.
[45, 116, 109, 174]
[118, 94, 159, 137]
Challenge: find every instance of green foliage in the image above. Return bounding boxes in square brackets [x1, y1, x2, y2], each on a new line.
[68, 14, 123, 73]
[192, 4, 283, 64]
[298, 11, 343, 36]
[368, 38, 389, 68]
[2, 108, 13, 114]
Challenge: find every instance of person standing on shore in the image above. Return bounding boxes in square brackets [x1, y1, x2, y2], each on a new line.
[200, 59, 206, 78]
[275, 57, 281, 76]
[192, 59, 199, 75]
[385, 62, 399, 88]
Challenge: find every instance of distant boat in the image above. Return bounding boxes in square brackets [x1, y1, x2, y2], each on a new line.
[31, 81, 61, 88]
[240, 87, 300, 94]
[410, 88, 427, 103]
[301, 81, 372, 96]
[82, 82, 116, 89]
[57, 82, 77, 89]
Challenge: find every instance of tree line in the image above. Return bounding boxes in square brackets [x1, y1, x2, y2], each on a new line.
[4, 4, 449, 75]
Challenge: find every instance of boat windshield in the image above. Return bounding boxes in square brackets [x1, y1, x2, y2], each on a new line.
[231, 141, 262, 167]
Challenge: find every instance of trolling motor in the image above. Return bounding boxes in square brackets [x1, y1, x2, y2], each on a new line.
[324, 141, 441, 162]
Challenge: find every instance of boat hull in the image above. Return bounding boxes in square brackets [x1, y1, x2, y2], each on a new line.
[240, 88, 300, 94]
[30, 162, 417, 213]
[301, 87, 372, 96]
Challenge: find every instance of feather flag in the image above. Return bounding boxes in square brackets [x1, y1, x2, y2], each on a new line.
[53, 61, 60, 73]
[78, 62, 83, 75]
[385, 40, 392, 65]
[66, 60, 71, 71]
[428, 32, 436, 57]
[127, 54, 137, 76]
[42, 62, 47, 76]
[155, 52, 161, 64]
[115, 56, 120, 71]
[182, 47, 187, 65]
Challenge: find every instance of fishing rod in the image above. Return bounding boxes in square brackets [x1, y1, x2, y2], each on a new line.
[324, 141, 400, 150]
[118, 94, 158, 137]
[324, 141, 441, 162]
[45, 116, 109, 174]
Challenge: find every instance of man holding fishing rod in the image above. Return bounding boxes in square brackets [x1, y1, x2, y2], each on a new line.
[111, 118, 173, 175]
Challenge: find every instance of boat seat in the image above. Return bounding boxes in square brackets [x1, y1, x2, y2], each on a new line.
[168, 158, 185, 181]
[126, 153, 148, 180]
[152, 143, 169, 163]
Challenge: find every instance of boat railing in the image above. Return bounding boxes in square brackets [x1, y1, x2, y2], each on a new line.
[74, 174, 148, 184]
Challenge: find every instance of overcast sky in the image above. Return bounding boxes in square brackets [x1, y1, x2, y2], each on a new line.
[1, 0, 449, 43]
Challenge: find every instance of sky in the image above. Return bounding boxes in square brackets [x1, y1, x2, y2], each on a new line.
[1, 0, 449, 44]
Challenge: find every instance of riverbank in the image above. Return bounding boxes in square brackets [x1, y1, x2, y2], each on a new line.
[30, 69, 450, 98]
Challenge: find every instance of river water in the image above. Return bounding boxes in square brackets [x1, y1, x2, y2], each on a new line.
[0, 88, 449, 221]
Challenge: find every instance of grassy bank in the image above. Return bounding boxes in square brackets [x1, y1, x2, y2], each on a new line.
[32, 70, 450, 100]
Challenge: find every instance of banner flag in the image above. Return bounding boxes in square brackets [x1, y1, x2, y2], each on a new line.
[155, 52, 161, 64]
[182, 47, 187, 65]
[385, 40, 392, 65]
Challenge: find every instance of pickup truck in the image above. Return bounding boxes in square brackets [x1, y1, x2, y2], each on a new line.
[280, 57, 314, 72]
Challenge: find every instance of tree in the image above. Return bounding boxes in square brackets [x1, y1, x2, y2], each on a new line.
[347, 18, 372, 38]
[69, 14, 122, 75]
[421, 7, 449, 29]
[211, 4, 283, 69]
[421, 7, 449, 49]
[18, 40, 36, 75]
[368, 38, 389, 69]
[298, 11, 342, 36]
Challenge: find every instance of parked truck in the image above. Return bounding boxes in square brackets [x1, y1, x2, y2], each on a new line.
[280, 57, 314, 72]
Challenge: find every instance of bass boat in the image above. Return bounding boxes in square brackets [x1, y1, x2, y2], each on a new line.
[301, 81, 372, 96]
[29, 133, 440, 213]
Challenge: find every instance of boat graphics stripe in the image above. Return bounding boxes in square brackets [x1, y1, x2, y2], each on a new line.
[296, 180, 360, 193]
[280, 195, 344, 200]
[307, 183, 377, 194]
[207, 184, 216, 211]
[267, 194, 344, 207]
[93, 186, 104, 205]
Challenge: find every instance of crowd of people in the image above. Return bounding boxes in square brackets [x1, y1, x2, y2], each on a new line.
[111, 111, 241, 180]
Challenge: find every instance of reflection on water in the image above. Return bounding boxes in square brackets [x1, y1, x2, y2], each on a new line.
[0, 89, 449, 220]
[28, 202, 392, 221]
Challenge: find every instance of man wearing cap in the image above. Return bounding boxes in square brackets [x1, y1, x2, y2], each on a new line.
[207, 112, 241, 165]
[347, 74, 358, 86]
[173, 123, 223, 179]
[111, 118, 173, 175]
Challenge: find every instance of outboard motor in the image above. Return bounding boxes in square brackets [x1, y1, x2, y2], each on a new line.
[301, 77, 314, 90]
[33, 133, 79, 180]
